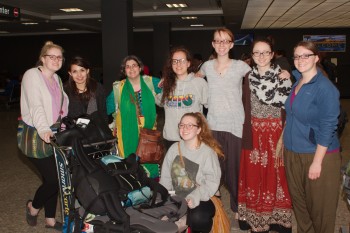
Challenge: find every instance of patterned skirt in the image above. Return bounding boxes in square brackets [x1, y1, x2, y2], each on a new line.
[238, 117, 292, 232]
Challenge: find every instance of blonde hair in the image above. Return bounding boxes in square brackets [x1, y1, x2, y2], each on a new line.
[181, 112, 224, 158]
[37, 41, 64, 66]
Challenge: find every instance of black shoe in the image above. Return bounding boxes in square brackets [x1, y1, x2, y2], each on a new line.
[26, 200, 38, 226]
[45, 221, 63, 231]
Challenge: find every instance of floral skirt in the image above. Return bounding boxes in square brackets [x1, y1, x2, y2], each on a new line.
[238, 117, 292, 232]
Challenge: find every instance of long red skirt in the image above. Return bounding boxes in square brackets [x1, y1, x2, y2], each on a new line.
[238, 117, 292, 232]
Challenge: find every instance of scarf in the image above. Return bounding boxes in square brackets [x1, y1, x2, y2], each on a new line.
[249, 64, 292, 108]
[120, 76, 157, 157]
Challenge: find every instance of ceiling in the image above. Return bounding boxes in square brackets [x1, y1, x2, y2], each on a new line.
[0, 0, 349, 36]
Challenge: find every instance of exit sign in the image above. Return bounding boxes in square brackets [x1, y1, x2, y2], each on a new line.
[0, 4, 20, 19]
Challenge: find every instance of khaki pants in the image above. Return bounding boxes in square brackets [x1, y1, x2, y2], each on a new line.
[284, 150, 341, 233]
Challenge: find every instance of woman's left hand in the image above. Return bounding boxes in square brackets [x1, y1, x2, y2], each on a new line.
[278, 70, 291, 80]
[308, 162, 322, 180]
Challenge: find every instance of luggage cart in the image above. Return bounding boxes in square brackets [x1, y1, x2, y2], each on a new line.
[52, 139, 117, 233]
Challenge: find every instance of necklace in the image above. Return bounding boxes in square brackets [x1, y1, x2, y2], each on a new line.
[77, 87, 87, 93]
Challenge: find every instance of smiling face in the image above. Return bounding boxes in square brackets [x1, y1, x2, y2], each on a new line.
[179, 115, 201, 142]
[212, 31, 234, 57]
[69, 64, 89, 86]
[172, 51, 190, 79]
[41, 47, 63, 72]
[125, 59, 141, 80]
[252, 41, 274, 69]
[293, 46, 319, 75]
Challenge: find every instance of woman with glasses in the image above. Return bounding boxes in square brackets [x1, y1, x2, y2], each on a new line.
[156, 46, 208, 151]
[106, 55, 161, 179]
[21, 41, 68, 230]
[160, 112, 223, 233]
[196, 28, 251, 224]
[64, 56, 107, 122]
[283, 41, 341, 233]
[238, 38, 292, 233]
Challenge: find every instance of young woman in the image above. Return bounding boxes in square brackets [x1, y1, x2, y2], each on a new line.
[64, 56, 107, 122]
[238, 38, 293, 233]
[160, 112, 223, 233]
[106, 55, 161, 178]
[283, 41, 341, 233]
[22, 41, 69, 230]
[197, 28, 251, 218]
[156, 46, 208, 150]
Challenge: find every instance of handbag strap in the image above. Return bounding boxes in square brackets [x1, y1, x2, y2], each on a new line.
[177, 142, 185, 167]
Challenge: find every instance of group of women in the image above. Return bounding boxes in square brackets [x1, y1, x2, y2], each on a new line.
[21, 25, 341, 233]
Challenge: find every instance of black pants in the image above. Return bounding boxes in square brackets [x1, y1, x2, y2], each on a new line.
[28, 155, 59, 218]
[187, 200, 215, 233]
[212, 130, 241, 212]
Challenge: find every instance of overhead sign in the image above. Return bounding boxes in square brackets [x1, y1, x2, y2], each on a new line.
[0, 4, 20, 20]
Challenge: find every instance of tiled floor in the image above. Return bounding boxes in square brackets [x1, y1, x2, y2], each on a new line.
[0, 100, 349, 232]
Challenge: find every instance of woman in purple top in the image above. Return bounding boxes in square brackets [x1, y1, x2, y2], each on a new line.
[21, 41, 68, 231]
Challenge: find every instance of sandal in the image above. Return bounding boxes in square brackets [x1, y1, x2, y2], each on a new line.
[26, 200, 38, 226]
[45, 221, 63, 231]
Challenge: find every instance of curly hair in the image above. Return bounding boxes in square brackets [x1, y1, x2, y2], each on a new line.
[120, 55, 144, 79]
[66, 56, 97, 101]
[181, 112, 224, 158]
[161, 46, 195, 104]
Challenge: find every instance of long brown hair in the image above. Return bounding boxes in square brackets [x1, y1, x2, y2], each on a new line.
[161, 46, 195, 104]
[181, 112, 224, 158]
[66, 56, 97, 101]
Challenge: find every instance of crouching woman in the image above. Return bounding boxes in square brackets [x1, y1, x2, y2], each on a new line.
[160, 112, 223, 233]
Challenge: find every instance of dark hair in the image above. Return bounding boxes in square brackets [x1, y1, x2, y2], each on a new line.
[120, 55, 144, 78]
[193, 53, 203, 61]
[251, 38, 274, 53]
[161, 46, 194, 104]
[240, 53, 251, 61]
[275, 49, 286, 57]
[180, 112, 224, 157]
[67, 56, 97, 100]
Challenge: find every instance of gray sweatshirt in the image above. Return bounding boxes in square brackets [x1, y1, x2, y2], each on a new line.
[156, 73, 208, 141]
[160, 140, 221, 208]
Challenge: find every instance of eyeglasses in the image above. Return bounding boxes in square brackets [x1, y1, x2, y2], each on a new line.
[178, 123, 198, 130]
[44, 54, 64, 61]
[125, 64, 139, 69]
[292, 54, 316, 60]
[172, 59, 187, 65]
[212, 39, 232, 45]
[252, 51, 272, 57]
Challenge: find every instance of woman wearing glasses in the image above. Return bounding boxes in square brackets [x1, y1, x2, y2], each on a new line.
[160, 112, 223, 233]
[196, 28, 251, 223]
[64, 56, 107, 122]
[283, 41, 341, 233]
[156, 46, 208, 151]
[106, 55, 161, 179]
[238, 38, 292, 233]
[21, 41, 68, 230]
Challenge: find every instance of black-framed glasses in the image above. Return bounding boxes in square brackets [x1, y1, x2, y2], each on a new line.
[125, 64, 139, 69]
[178, 123, 199, 130]
[252, 51, 272, 57]
[212, 39, 232, 45]
[292, 54, 316, 60]
[172, 58, 187, 65]
[44, 54, 64, 61]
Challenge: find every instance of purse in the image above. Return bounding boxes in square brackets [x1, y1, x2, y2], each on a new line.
[210, 196, 231, 233]
[136, 128, 165, 164]
[17, 119, 56, 158]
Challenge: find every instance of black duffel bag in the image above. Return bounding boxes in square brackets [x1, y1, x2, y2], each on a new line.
[54, 111, 115, 147]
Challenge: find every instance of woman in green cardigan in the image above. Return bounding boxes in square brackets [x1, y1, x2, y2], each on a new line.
[106, 55, 162, 178]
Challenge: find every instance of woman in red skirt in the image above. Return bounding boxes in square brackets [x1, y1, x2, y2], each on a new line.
[238, 38, 293, 233]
